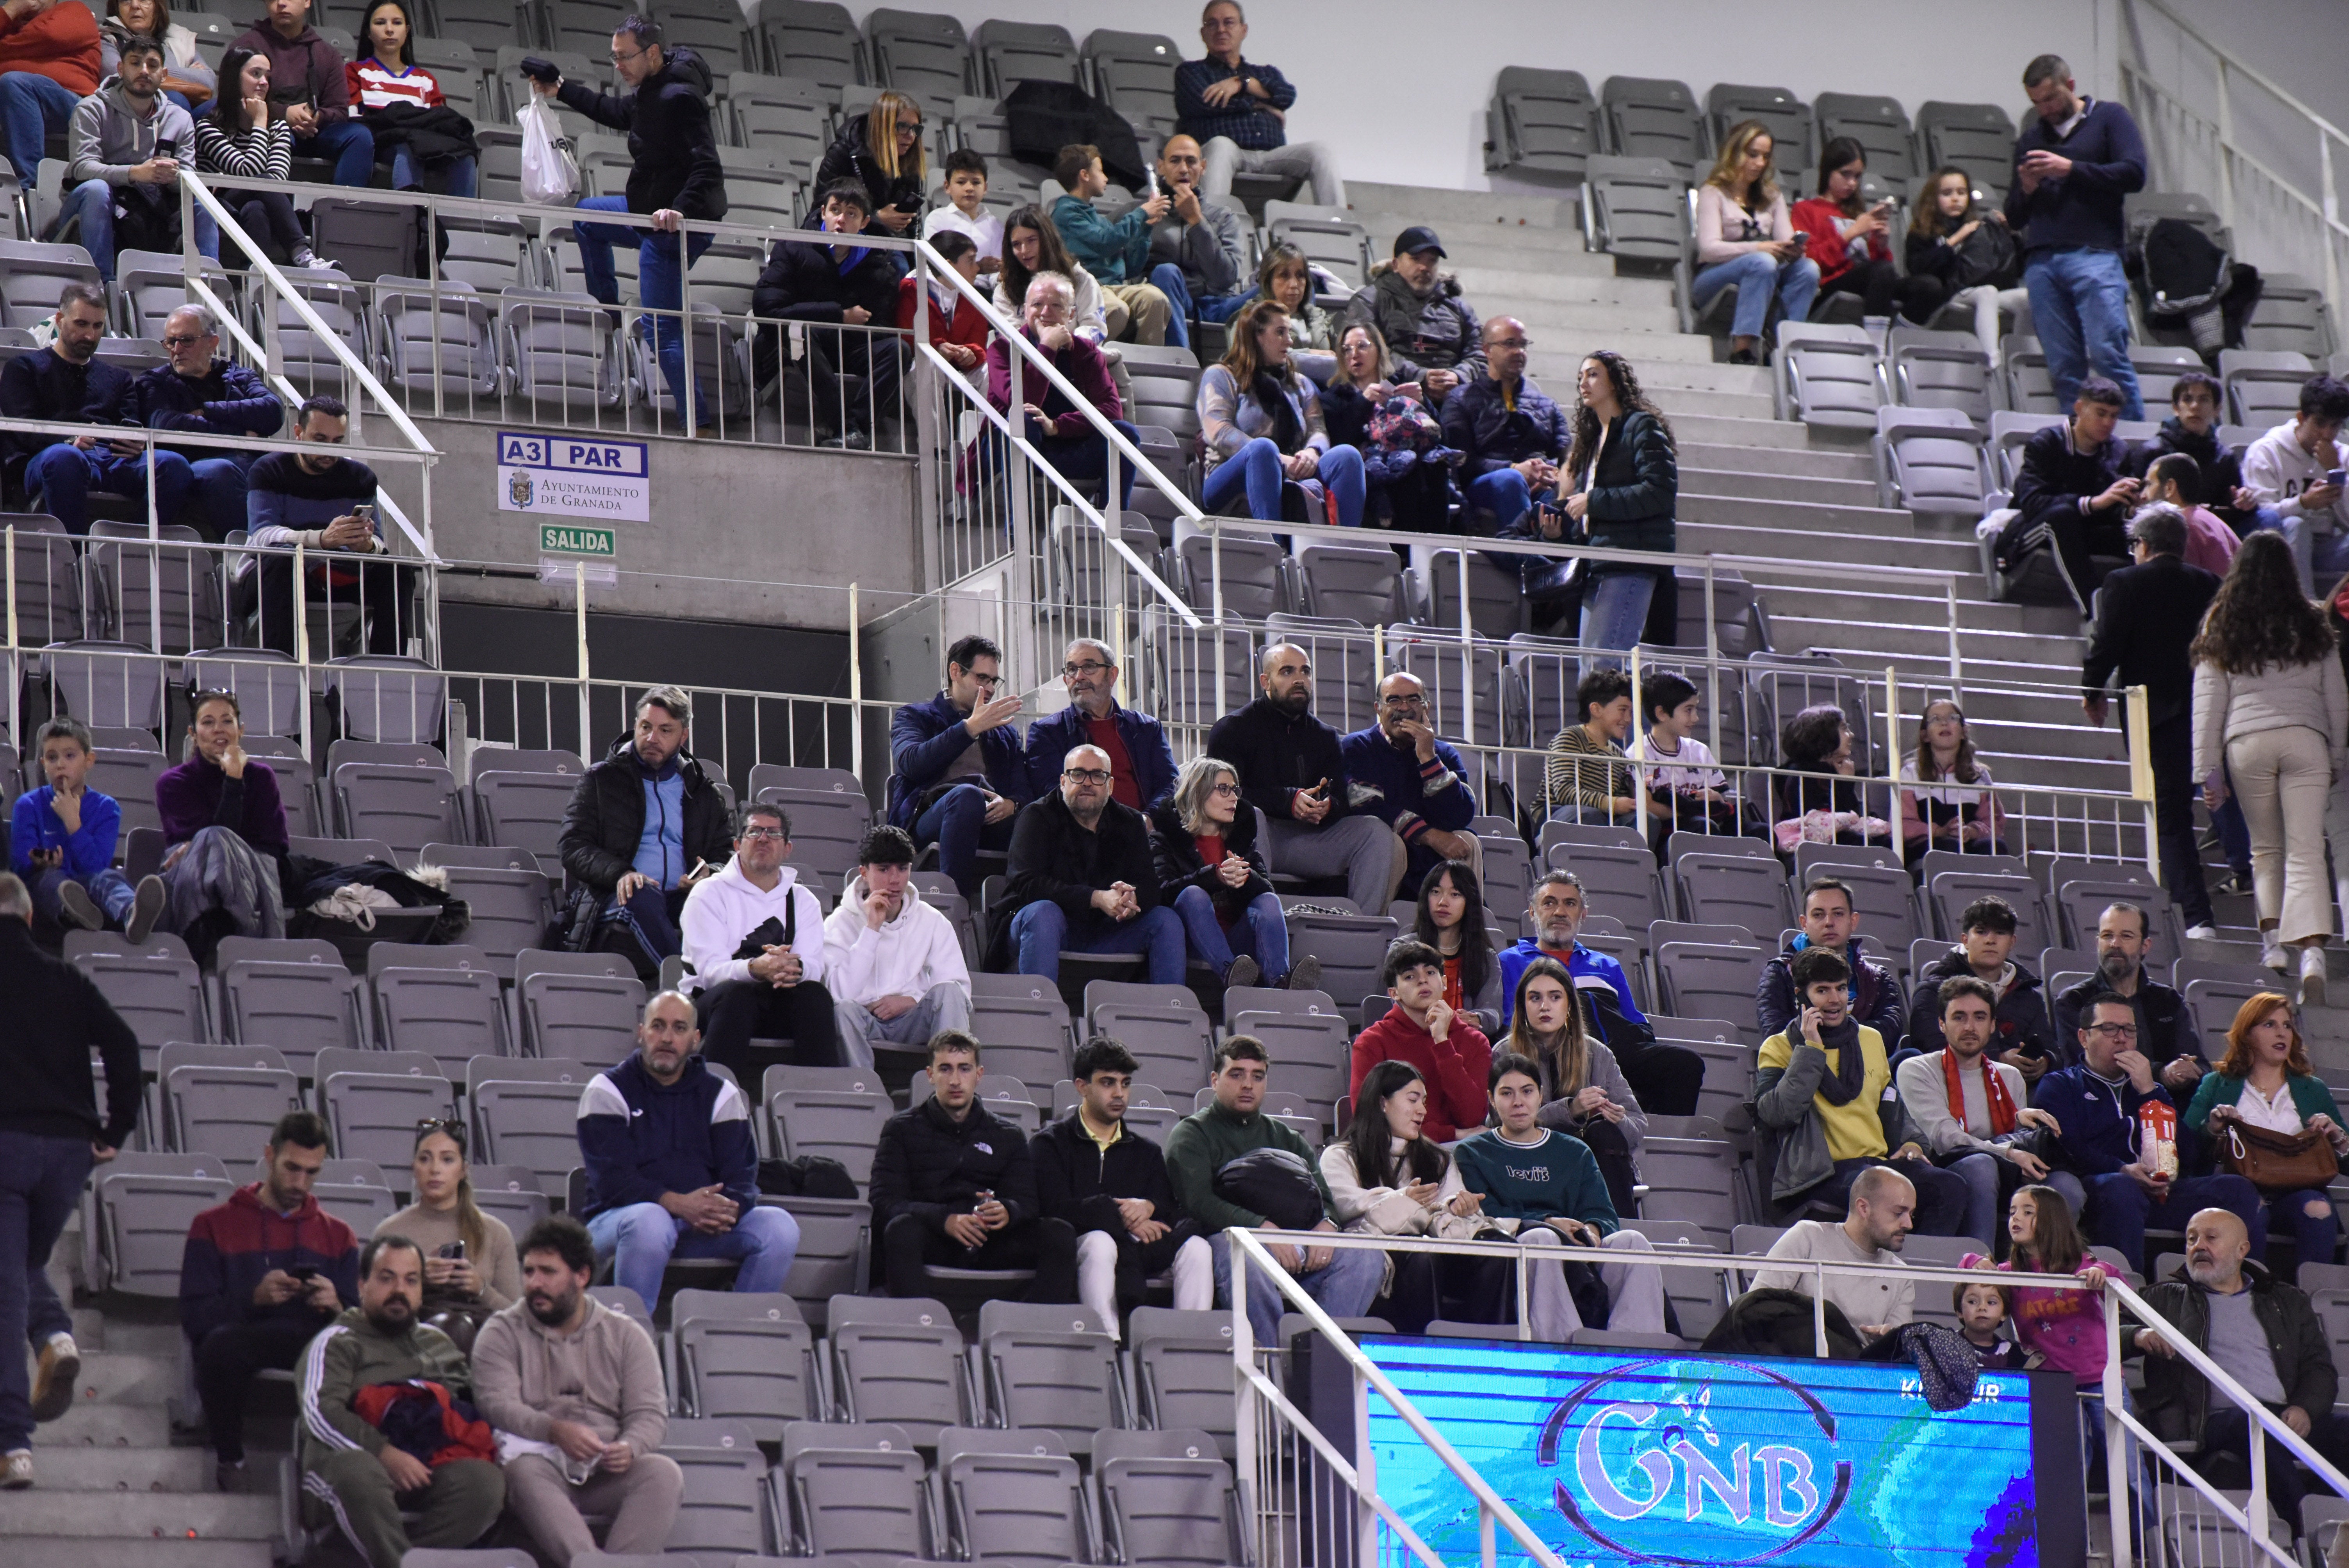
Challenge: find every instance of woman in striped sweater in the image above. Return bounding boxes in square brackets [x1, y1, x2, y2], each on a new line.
[348, 0, 477, 198]
[194, 47, 319, 269]
[1544, 665, 1640, 827]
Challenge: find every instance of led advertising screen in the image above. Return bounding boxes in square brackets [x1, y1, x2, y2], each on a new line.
[1358, 1335, 2084, 1567]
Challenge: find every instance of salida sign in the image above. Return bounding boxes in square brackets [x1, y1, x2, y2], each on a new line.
[496, 432, 650, 524]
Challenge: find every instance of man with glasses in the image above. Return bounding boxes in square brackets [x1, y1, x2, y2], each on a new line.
[0, 282, 171, 537]
[119, 302, 283, 542]
[888, 633, 1028, 901]
[751, 179, 902, 450]
[1177, 0, 1344, 210]
[1338, 670, 1481, 900]
[679, 801, 839, 1079]
[988, 743, 1184, 984]
[983, 271, 1142, 510]
[240, 394, 413, 657]
[2032, 992, 2262, 1275]
[1022, 637, 1176, 817]
[1446, 315, 1566, 540]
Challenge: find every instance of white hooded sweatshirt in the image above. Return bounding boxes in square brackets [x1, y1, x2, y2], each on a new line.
[821, 873, 970, 1008]
[677, 857, 828, 991]
[2242, 418, 2349, 530]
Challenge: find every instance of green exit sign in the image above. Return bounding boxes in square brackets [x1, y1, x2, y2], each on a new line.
[540, 524, 615, 556]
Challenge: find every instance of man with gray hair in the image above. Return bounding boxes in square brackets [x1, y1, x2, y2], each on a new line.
[983, 269, 1141, 511]
[0, 281, 185, 537]
[118, 302, 284, 541]
[1022, 638, 1177, 816]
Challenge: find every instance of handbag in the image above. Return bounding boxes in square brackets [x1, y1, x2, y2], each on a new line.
[2219, 1119, 2340, 1193]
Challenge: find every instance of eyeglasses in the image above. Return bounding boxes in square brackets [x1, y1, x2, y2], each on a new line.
[1490, 337, 1530, 350]
[1208, 782, 1240, 797]
[739, 827, 788, 841]
[2087, 1022, 2140, 1039]
[161, 332, 210, 347]
[966, 672, 1003, 690]
[1064, 767, 1112, 784]
[609, 45, 644, 63]
[1062, 661, 1112, 677]
[1379, 697, 1428, 714]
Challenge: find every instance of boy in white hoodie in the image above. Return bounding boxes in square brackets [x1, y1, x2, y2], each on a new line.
[679, 802, 838, 1080]
[822, 825, 971, 1067]
[2241, 374, 2349, 595]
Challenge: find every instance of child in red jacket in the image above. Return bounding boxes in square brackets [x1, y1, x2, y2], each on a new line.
[1351, 939, 1492, 1142]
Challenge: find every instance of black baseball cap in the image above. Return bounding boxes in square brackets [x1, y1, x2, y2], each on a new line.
[1392, 225, 1446, 259]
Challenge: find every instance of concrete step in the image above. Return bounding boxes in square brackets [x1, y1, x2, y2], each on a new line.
[59, 1350, 180, 1409]
[41, 1397, 173, 1448]
[1625, 359, 1772, 397]
[1451, 265, 1670, 307]
[1675, 440, 1870, 484]
[1669, 412, 1809, 450]
[0, 1537, 274, 1568]
[0, 1490, 278, 1539]
[1494, 298, 1683, 335]
[1678, 517, 1972, 567]
[1679, 492, 1914, 537]
[1352, 184, 1579, 231]
[1531, 332, 1720, 367]
[24, 1444, 214, 1493]
[1681, 466, 1881, 508]
[1642, 386, 1778, 422]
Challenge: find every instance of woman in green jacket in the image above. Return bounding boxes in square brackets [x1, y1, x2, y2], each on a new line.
[2185, 991, 2349, 1281]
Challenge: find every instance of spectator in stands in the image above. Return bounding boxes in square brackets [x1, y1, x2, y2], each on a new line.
[471, 1214, 681, 1563]
[2194, 533, 2346, 1001]
[1899, 698, 2007, 858]
[11, 716, 151, 934]
[1000, 205, 1116, 345]
[2034, 992, 2263, 1274]
[576, 991, 802, 1308]
[1752, 1164, 1918, 1340]
[151, 689, 287, 956]
[1153, 754, 1297, 989]
[294, 1234, 504, 1567]
[1178, 0, 1342, 208]
[2242, 374, 2349, 597]
[1497, 870, 1706, 1116]
[559, 684, 731, 980]
[348, 0, 476, 199]
[2133, 1206, 2349, 1536]
[241, 393, 413, 657]
[196, 46, 312, 267]
[233, 0, 369, 185]
[1165, 1035, 1385, 1345]
[2084, 509, 2224, 937]
[897, 229, 989, 375]
[59, 32, 193, 280]
[924, 148, 1002, 276]
[1048, 142, 1182, 349]
[2052, 902, 2197, 1083]
[1625, 669, 1748, 850]
[1024, 638, 1177, 815]
[991, 742, 1184, 985]
[1032, 1038, 1212, 1338]
[1351, 939, 1491, 1143]
[1907, 896, 2057, 1080]
[2186, 992, 2349, 1283]
[1320, 321, 1458, 531]
[1208, 641, 1406, 914]
[1148, 133, 1253, 335]
[821, 824, 971, 1065]
[2002, 372, 2141, 614]
[2132, 370, 2269, 538]
[752, 180, 902, 451]
[679, 800, 839, 1078]
[1896, 976, 2058, 1245]
[1792, 139, 1943, 326]
[121, 302, 285, 542]
[984, 269, 1141, 510]
[1772, 703, 1892, 852]
[1322, 1058, 1496, 1333]
[1906, 166, 2025, 356]
[1969, 1186, 2112, 1402]
[180, 1110, 358, 1493]
[379, 1120, 516, 1356]
[1759, 875, 1906, 1044]
[2005, 54, 2148, 418]
[1258, 242, 1340, 363]
[1543, 666, 1638, 827]
[1756, 946, 1968, 1234]
[531, 14, 727, 433]
[1344, 227, 1482, 403]
[1340, 670, 1480, 900]
[2137, 470, 2240, 577]
[870, 1030, 1078, 1302]
[0, 0, 99, 185]
[813, 86, 923, 237]
[1199, 298, 1366, 526]
[1565, 350, 1679, 653]
[101, 0, 212, 112]
[888, 633, 1027, 902]
[1445, 314, 1563, 538]
[0, 868, 138, 1490]
[0, 283, 154, 534]
[1415, 860, 1497, 1016]
[1691, 120, 1817, 366]
[1502, 955, 1644, 1219]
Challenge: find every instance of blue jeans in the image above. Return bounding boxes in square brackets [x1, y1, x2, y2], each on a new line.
[1209, 1231, 1386, 1349]
[27, 442, 194, 536]
[2263, 1188, 2340, 1280]
[0, 70, 76, 183]
[585, 1201, 800, 1315]
[912, 782, 1013, 901]
[1580, 567, 1659, 655]
[1201, 437, 1366, 527]
[574, 195, 718, 426]
[1690, 250, 1820, 341]
[1466, 467, 1535, 531]
[33, 865, 136, 927]
[1034, 418, 1141, 511]
[389, 146, 477, 198]
[1946, 1150, 2005, 1248]
[1173, 884, 1290, 983]
[2082, 1170, 2263, 1276]
[296, 118, 375, 187]
[1009, 899, 1185, 985]
[1143, 262, 1223, 349]
[182, 453, 255, 544]
[0, 1132, 90, 1450]
[59, 179, 118, 280]
[2024, 248, 2144, 419]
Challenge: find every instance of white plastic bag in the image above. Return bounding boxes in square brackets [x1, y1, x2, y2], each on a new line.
[518, 94, 577, 206]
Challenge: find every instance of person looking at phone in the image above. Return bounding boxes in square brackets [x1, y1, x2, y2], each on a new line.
[2242, 373, 2349, 597]
[678, 800, 841, 1078]
[57, 31, 192, 279]
[1690, 121, 1817, 365]
[377, 1119, 520, 1355]
[1791, 138, 1944, 325]
[1997, 373, 2140, 617]
[240, 394, 412, 657]
[180, 1110, 360, 1493]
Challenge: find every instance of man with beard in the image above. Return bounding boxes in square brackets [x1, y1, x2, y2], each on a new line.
[1338, 670, 1483, 901]
[295, 1235, 504, 1567]
[2052, 901, 2198, 1083]
[988, 744, 1183, 984]
[1895, 977, 2063, 1245]
[472, 1215, 681, 1561]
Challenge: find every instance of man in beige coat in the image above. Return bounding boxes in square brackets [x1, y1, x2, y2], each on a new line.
[470, 1215, 680, 1562]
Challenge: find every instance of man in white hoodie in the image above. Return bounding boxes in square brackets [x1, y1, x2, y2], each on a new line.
[2242, 374, 2349, 595]
[822, 825, 971, 1069]
[679, 802, 838, 1080]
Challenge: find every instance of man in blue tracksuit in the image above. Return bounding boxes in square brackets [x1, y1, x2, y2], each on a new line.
[1337, 670, 1482, 901]
[888, 633, 1028, 900]
[2004, 54, 2148, 418]
[1021, 638, 1176, 817]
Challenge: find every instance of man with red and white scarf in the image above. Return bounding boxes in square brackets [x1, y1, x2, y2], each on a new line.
[1896, 976, 2067, 1244]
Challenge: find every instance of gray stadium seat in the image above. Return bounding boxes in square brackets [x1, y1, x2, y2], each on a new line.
[1998, 340, 2059, 419]
[1916, 101, 2017, 196]
[672, 1288, 821, 1438]
[86, 520, 225, 654]
[321, 1064, 457, 1172]
[1290, 542, 1401, 625]
[661, 1417, 772, 1554]
[1407, 548, 1522, 641]
[966, 973, 1075, 1087]
[162, 1052, 302, 1160]
[776, 1421, 930, 1559]
[1673, 850, 1789, 934]
[93, 1156, 235, 1294]
[971, 18, 1078, 94]
[1582, 154, 1688, 264]
[1776, 321, 1886, 431]
[1141, 609, 1253, 729]
[373, 960, 510, 1074]
[1486, 66, 1599, 180]
[864, 7, 971, 119]
[978, 1299, 1123, 1454]
[0, 517, 84, 644]
[1542, 841, 1663, 929]
[333, 762, 465, 857]
[1875, 405, 1988, 523]
[1706, 83, 1814, 168]
[754, 0, 866, 95]
[1814, 91, 1918, 182]
[517, 949, 645, 1064]
[2220, 347, 2315, 429]
[471, 769, 579, 870]
[1172, 515, 1285, 621]
[433, 856, 554, 972]
[1889, 326, 1994, 428]
[771, 1196, 871, 1330]
[1087, 982, 1215, 1099]
[1093, 1425, 1246, 1565]
[470, 1065, 592, 1200]
[75, 946, 206, 1047]
[1125, 1308, 1236, 1456]
[184, 649, 307, 737]
[1653, 942, 1767, 1036]
[1600, 75, 1704, 174]
[1927, 871, 2050, 952]
[468, 1161, 550, 1241]
[217, 937, 369, 1075]
[327, 654, 447, 745]
[936, 1426, 1090, 1566]
[825, 1294, 973, 1440]
[1223, 1005, 1347, 1132]
[2129, 344, 2208, 411]
[377, 280, 501, 403]
[1282, 912, 1399, 1026]
[47, 638, 165, 731]
[1082, 29, 1179, 144]
[770, 1077, 895, 1194]
[2241, 273, 2334, 360]
[1638, 1135, 1741, 1250]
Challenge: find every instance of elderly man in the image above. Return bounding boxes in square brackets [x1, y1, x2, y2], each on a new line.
[888, 634, 1027, 901]
[1344, 226, 1483, 403]
[679, 801, 837, 1079]
[1337, 670, 1482, 900]
[119, 303, 283, 542]
[1752, 1164, 1918, 1342]
[0, 282, 176, 536]
[1447, 316, 1566, 536]
[58, 34, 193, 280]
[1146, 133, 1252, 332]
[2137, 1207, 2349, 1536]
[1207, 642, 1405, 916]
[1896, 976, 2062, 1245]
[1023, 638, 1176, 816]
[984, 271, 1142, 511]
[1177, 0, 1342, 209]
[988, 743, 1183, 985]
[241, 394, 413, 657]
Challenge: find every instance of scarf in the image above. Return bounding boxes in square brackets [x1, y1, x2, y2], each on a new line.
[1251, 368, 1304, 455]
[1810, 1017, 1869, 1106]
[1942, 1048, 2018, 1136]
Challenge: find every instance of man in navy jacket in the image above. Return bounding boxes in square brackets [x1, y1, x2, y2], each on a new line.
[575, 992, 799, 1311]
[2003, 54, 2148, 418]
[1022, 638, 1176, 817]
[120, 303, 285, 542]
[888, 633, 1028, 900]
[1337, 670, 1481, 900]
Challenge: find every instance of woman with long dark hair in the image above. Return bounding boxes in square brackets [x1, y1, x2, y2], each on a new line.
[2193, 532, 2347, 1000]
[1899, 697, 2007, 856]
[999, 205, 1112, 343]
[1196, 297, 1366, 526]
[1791, 137, 1943, 324]
[1319, 1060, 1485, 1331]
[1503, 957, 1645, 1216]
[378, 1120, 520, 1353]
[2186, 992, 2349, 1280]
[1561, 350, 1677, 653]
[348, 0, 478, 198]
[1905, 165, 2024, 355]
[146, 690, 289, 962]
[194, 47, 314, 267]
[1415, 859, 1497, 1016]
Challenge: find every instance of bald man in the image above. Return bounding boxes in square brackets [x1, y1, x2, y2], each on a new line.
[1338, 670, 1483, 900]
[990, 744, 1185, 984]
[1445, 315, 1567, 539]
[1208, 643, 1407, 913]
[1752, 1164, 1917, 1340]
[1146, 133, 1252, 333]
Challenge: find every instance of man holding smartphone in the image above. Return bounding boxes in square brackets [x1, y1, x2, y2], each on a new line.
[238, 393, 414, 656]
[57, 33, 193, 280]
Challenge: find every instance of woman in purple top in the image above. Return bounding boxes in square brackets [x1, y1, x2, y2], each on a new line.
[141, 689, 289, 957]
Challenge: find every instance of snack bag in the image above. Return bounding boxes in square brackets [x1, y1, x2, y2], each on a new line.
[2139, 1099, 2180, 1179]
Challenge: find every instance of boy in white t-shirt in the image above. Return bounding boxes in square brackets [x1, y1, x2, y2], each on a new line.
[1625, 670, 1739, 845]
[922, 149, 1005, 280]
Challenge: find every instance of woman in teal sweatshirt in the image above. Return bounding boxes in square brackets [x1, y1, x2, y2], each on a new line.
[2184, 992, 2349, 1280]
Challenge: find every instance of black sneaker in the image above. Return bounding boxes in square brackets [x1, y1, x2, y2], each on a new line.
[1727, 347, 1757, 366]
[1285, 955, 1323, 992]
[55, 881, 102, 932]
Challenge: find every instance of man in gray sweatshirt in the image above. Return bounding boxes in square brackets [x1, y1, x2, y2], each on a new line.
[59, 35, 194, 280]
[1146, 134, 1251, 334]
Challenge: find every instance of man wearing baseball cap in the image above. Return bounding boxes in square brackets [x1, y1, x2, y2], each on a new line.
[1344, 226, 1485, 403]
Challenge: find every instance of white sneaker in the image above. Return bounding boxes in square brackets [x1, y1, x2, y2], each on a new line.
[2264, 936, 2291, 973]
[2, 1450, 29, 1490]
[2303, 946, 2329, 1009]
[2184, 923, 2218, 941]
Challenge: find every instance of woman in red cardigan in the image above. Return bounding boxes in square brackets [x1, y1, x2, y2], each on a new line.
[1790, 137, 1944, 325]
[896, 229, 992, 374]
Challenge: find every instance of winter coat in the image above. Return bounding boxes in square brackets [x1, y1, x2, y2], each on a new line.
[886, 690, 1028, 830]
[869, 1096, 1041, 1234]
[556, 47, 724, 220]
[0, 345, 128, 490]
[751, 233, 900, 324]
[1758, 939, 1906, 1044]
[814, 117, 923, 224]
[1906, 949, 2056, 1061]
[120, 357, 285, 462]
[1573, 409, 1677, 556]
[2051, 974, 2192, 1072]
[1148, 800, 1270, 918]
[1029, 1110, 1190, 1238]
[296, 1305, 472, 1473]
[574, 1050, 758, 1219]
[2030, 1064, 2172, 1176]
[820, 872, 970, 1010]
[1441, 372, 1566, 481]
[2082, 555, 2223, 728]
[0, 918, 139, 1149]
[2137, 1262, 2334, 1442]
[984, 788, 1160, 968]
[1023, 702, 1175, 812]
[1753, 1025, 1922, 1202]
[1205, 696, 1351, 829]
[556, 735, 732, 898]
[1344, 264, 1484, 385]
